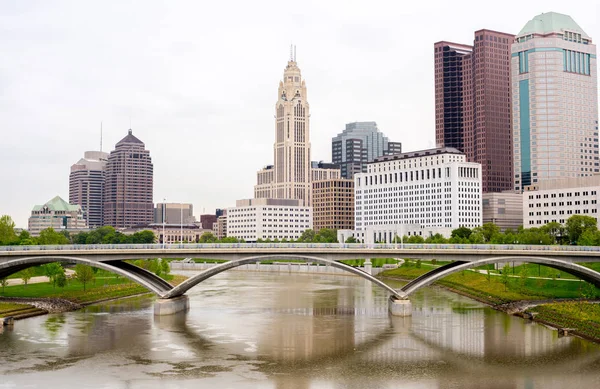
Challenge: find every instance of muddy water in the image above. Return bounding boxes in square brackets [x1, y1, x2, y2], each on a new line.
[1, 271, 599, 388]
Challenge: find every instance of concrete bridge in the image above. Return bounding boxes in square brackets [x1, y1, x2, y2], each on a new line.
[2, 243, 600, 316]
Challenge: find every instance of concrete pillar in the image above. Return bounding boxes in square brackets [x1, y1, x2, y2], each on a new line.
[154, 295, 190, 316]
[389, 297, 412, 317]
[1, 316, 14, 326]
[364, 259, 373, 275]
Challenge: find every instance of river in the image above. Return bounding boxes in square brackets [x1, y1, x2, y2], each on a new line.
[1, 271, 600, 388]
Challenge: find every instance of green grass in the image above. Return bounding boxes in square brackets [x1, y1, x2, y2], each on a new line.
[0, 274, 186, 304]
[531, 302, 600, 341]
[380, 261, 600, 305]
[0, 302, 32, 315]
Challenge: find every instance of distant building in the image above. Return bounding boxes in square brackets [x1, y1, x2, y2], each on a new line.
[434, 29, 514, 193]
[482, 193, 523, 231]
[523, 176, 600, 229]
[513, 12, 598, 191]
[339, 147, 482, 243]
[312, 179, 354, 231]
[28, 196, 88, 235]
[154, 203, 195, 224]
[310, 161, 341, 183]
[103, 129, 154, 228]
[227, 198, 312, 242]
[213, 212, 227, 239]
[199, 214, 217, 230]
[69, 151, 108, 228]
[332, 122, 402, 179]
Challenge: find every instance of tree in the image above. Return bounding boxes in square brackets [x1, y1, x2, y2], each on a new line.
[161, 260, 170, 278]
[541, 222, 564, 244]
[21, 267, 35, 287]
[565, 215, 598, 244]
[132, 230, 156, 243]
[220, 236, 241, 243]
[298, 229, 316, 243]
[315, 229, 337, 243]
[519, 267, 528, 290]
[480, 223, 501, 243]
[37, 228, 70, 245]
[451, 226, 472, 240]
[74, 264, 95, 291]
[0, 215, 17, 245]
[501, 263, 511, 291]
[42, 263, 65, 289]
[55, 272, 67, 288]
[577, 229, 600, 246]
[0, 277, 7, 295]
[198, 232, 218, 243]
[345, 236, 358, 243]
[406, 235, 425, 243]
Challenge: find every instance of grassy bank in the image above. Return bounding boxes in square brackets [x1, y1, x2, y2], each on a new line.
[0, 274, 187, 316]
[380, 261, 600, 341]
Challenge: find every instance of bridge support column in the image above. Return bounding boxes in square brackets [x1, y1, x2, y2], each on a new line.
[389, 296, 412, 317]
[364, 260, 373, 275]
[154, 295, 189, 316]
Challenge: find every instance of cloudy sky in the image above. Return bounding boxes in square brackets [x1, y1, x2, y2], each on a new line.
[1, 0, 598, 228]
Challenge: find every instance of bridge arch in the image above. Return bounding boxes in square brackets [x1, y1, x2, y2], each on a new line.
[162, 255, 405, 299]
[401, 256, 600, 296]
[0, 256, 173, 296]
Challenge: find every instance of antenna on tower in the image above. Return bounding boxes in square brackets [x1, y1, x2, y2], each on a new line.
[100, 121, 103, 152]
[294, 45, 296, 62]
[290, 44, 293, 61]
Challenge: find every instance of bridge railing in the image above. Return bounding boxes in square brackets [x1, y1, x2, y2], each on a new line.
[0, 243, 600, 252]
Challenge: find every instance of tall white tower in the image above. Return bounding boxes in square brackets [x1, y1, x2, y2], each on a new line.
[255, 47, 312, 205]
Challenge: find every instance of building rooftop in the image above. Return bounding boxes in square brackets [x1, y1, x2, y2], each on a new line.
[518, 12, 590, 39]
[373, 147, 464, 163]
[33, 196, 81, 212]
[116, 129, 145, 146]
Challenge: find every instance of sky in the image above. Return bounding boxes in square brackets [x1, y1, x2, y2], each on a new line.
[0, 0, 598, 228]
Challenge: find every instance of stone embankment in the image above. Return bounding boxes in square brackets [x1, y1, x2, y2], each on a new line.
[0, 297, 83, 314]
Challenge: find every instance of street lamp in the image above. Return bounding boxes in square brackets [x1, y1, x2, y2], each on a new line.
[162, 198, 166, 249]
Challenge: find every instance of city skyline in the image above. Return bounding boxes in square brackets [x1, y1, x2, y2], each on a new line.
[1, 1, 598, 228]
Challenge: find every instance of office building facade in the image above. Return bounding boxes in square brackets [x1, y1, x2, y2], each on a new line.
[227, 198, 312, 242]
[435, 29, 514, 193]
[339, 147, 482, 243]
[512, 12, 598, 191]
[312, 179, 354, 231]
[332, 122, 402, 179]
[482, 192, 523, 231]
[103, 129, 154, 228]
[69, 151, 108, 228]
[154, 203, 195, 224]
[28, 196, 88, 235]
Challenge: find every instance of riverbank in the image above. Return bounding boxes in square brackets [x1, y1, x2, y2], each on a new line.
[379, 265, 600, 343]
[0, 275, 187, 320]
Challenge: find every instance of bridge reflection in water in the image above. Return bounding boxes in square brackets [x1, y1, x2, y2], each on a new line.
[1, 272, 599, 388]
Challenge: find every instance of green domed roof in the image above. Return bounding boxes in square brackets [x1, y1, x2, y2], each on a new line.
[518, 12, 589, 39]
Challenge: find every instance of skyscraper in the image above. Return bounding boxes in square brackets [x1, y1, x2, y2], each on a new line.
[69, 151, 108, 228]
[435, 29, 514, 193]
[103, 129, 154, 228]
[255, 49, 339, 205]
[332, 122, 402, 179]
[512, 12, 598, 191]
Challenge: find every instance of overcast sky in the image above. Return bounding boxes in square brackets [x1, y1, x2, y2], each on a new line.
[1, 0, 598, 228]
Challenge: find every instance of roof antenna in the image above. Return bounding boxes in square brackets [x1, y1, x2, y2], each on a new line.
[294, 45, 297, 62]
[100, 121, 103, 152]
[290, 44, 293, 61]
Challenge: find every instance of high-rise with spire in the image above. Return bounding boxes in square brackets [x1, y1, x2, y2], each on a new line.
[103, 129, 154, 228]
[255, 48, 338, 206]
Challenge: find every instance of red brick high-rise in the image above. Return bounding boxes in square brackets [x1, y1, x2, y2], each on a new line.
[103, 129, 154, 228]
[435, 29, 514, 193]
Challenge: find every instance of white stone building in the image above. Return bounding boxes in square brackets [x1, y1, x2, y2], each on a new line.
[227, 198, 312, 242]
[339, 147, 482, 243]
[28, 196, 88, 236]
[523, 176, 600, 228]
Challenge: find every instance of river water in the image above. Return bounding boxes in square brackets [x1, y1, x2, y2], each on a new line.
[1, 271, 600, 388]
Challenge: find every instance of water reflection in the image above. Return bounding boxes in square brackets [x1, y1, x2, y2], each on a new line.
[0, 272, 600, 388]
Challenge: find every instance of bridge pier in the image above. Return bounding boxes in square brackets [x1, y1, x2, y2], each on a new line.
[389, 296, 412, 316]
[154, 295, 189, 316]
[364, 260, 372, 275]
